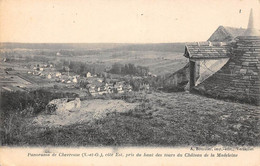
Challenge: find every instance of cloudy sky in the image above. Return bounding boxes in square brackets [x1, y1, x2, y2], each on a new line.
[0, 0, 259, 43]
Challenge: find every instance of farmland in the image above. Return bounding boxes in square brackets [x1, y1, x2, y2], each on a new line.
[0, 43, 187, 76]
[0, 43, 188, 95]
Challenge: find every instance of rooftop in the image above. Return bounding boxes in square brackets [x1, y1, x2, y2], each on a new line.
[207, 26, 247, 42]
[184, 42, 230, 59]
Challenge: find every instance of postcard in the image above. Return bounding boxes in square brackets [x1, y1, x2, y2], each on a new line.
[0, 0, 260, 165]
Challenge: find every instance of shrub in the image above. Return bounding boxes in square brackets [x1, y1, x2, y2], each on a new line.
[0, 89, 78, 116]
[45, 104, 57, 114]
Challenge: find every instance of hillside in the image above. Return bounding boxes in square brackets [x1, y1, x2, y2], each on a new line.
[1, 91, 259, 146]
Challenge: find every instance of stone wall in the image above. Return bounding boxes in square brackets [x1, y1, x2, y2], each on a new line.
[161, 62, 201, 92]
[161, 63, 190, 92]
[192, 36, 260, 105]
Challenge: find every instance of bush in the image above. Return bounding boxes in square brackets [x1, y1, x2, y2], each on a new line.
[0, 89, 78, 116]
[45, 104, 57, 114]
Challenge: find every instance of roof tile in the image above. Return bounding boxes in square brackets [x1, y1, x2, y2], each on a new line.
[185, 42, 230, 59]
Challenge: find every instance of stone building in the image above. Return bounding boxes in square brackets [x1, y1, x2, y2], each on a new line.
[184, 9, 260, 105]
[207, 26, 260, 42]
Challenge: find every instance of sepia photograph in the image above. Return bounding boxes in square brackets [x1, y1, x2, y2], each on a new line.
[0, 0, 260, 165]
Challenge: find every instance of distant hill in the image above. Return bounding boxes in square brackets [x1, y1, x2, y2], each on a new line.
[0, 43, 185, 53]
[0, 43, 125, 50]
[105, 43, 185, 52]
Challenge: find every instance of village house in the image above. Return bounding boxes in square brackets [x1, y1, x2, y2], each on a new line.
[39, 72, 45, 77]
[85, 78, 133, 96]
[105, 83, 114, 93]
[86, 72, 92, 78]
[124, 84, 132, 92]
[88, 84, 97, 96]
[97, 78, 102, 82]
[98, 86, 108, 95]
[140, 83, 150, 91]
[47, 74, 52, 79]
[32, 71, 41, 76]
[86, 79, 103, 96]
[114, 82, 124, 93]
[72, 77, 78, 83]
[183, 9, 260, 105]
[56, 72, 61, 78]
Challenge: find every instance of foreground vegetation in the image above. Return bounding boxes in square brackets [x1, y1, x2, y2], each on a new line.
[1, 90, 260, 146]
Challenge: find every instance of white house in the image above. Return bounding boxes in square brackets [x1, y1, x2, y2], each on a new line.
[56, 72, 61, 77]
[86, 72, 92, 78]
[47, 74, 52, 79]
[72, 77, 78, 83]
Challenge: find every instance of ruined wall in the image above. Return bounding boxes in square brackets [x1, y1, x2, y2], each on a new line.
[162, 62, 201, 92]
[161, 63, 190, 92]
[193, 36, 260, 105]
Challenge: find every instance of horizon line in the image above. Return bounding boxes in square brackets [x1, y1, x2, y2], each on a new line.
[0, 41, 197, 44]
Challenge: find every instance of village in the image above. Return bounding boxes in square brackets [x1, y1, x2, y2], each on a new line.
[0, 58, 154, 97]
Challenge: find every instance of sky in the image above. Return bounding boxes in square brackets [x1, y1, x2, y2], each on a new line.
[0, 0, 260, 43]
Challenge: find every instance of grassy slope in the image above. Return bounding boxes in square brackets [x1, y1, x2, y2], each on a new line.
[2, 92, 260, 147]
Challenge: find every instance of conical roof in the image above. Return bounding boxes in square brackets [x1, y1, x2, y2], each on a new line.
[243, 8, 260, 36]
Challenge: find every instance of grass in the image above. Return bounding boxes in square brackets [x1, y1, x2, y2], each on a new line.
[1, 91, 260, 147]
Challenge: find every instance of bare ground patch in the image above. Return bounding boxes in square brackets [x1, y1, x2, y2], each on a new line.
[32, 99, 138, 127]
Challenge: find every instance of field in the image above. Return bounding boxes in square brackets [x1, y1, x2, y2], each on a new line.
[1, 43, 188, 76]
[1, 91, 259, 146]
[61, 51, 188, 75]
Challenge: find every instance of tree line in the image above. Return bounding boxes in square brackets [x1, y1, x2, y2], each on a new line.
[56, 60, 106, 76]
[109, 63, 149, 76]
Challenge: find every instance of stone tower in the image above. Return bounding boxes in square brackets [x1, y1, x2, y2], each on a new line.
[193, 9, 260, 105]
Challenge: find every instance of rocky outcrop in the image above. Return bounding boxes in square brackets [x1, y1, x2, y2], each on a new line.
[46, 98, 81, 114]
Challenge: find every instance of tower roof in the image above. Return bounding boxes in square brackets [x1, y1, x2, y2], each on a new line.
[243, 8, 260, 36]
